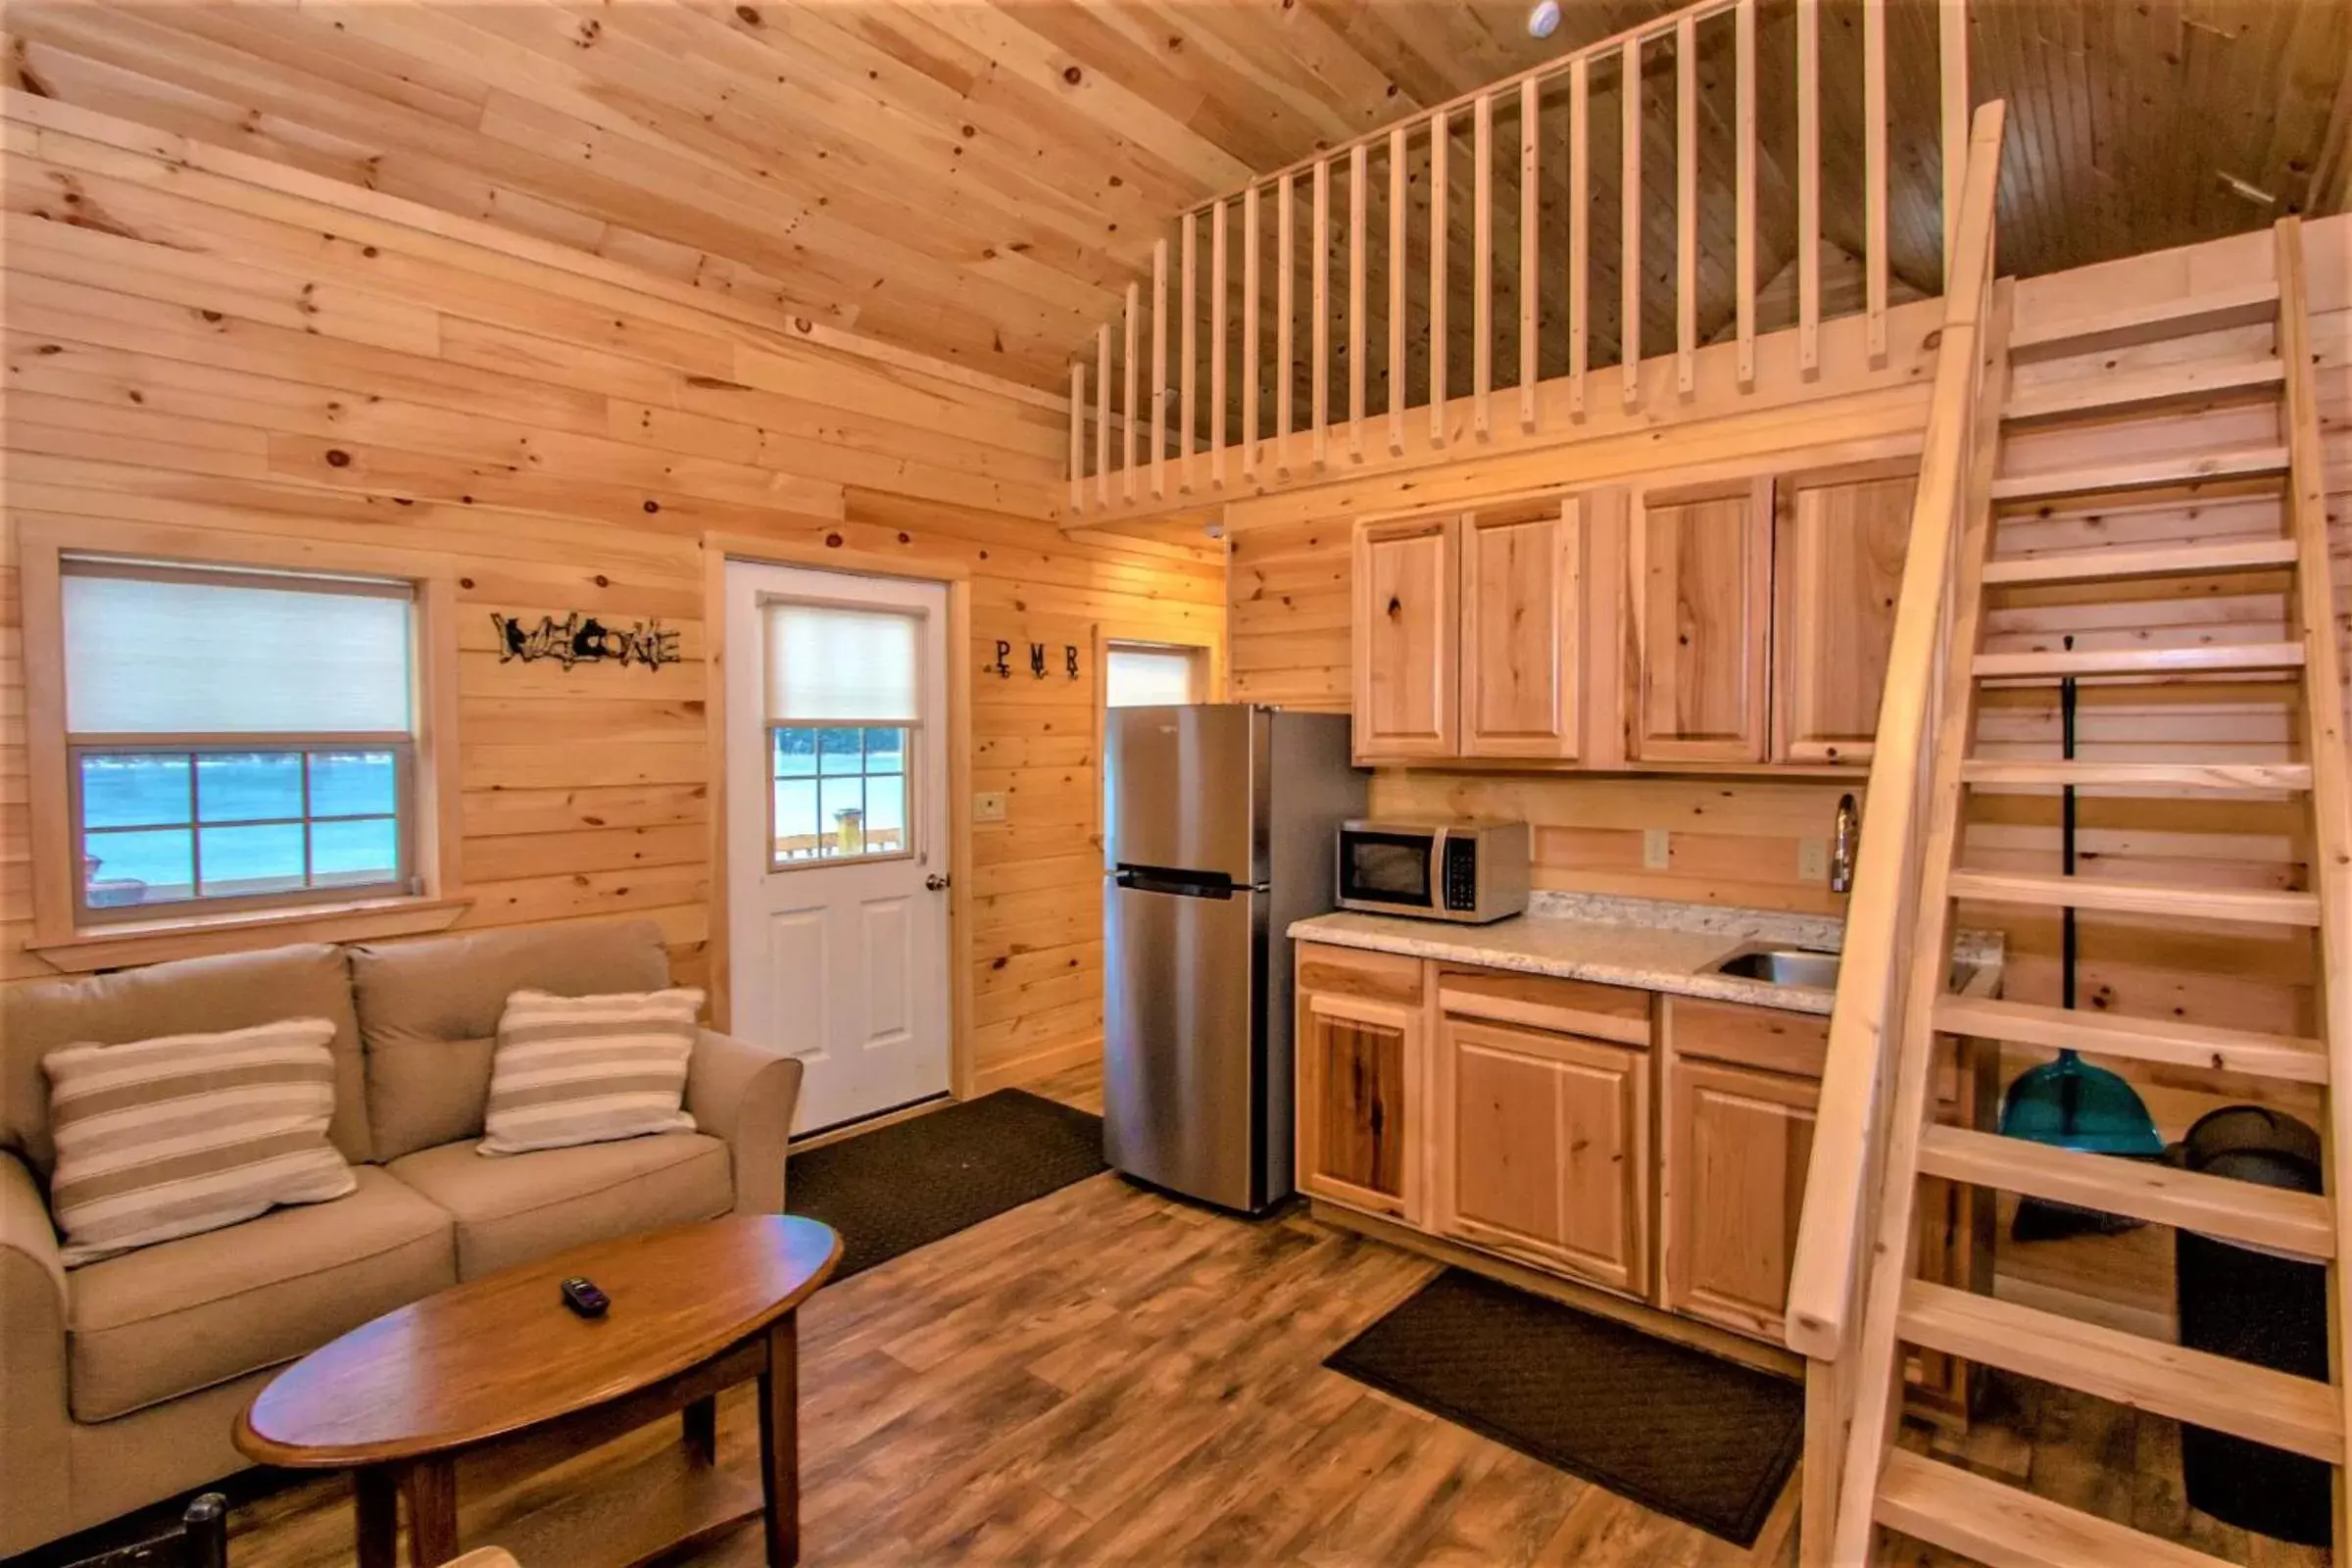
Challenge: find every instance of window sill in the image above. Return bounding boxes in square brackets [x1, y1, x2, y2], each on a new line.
[27, 897, 473, 974]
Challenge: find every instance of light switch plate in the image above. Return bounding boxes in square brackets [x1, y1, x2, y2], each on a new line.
[1797, 836, 1830, 883]
[973, 791, 1008, 823]
[1642, 827, 1671, 871]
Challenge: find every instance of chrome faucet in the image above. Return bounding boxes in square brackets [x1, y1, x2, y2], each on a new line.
[1830, 793, 1859, 895]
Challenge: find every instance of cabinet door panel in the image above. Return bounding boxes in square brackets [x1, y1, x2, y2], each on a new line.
[1437, 1017, 1649, 1296]
[1632, 479, 1772, 761]
[1660, 1058, 1818, 1341]
[1462, 500, 1581, 759]
[1774, 467, 1917, 762]
[1352, 517, 1459, 760]
[1298, 993, 1422, 1220]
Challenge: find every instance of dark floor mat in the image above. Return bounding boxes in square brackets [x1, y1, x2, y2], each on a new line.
[1325, 1268, 1803, 1546]
[785, 1089, 1107, 1280]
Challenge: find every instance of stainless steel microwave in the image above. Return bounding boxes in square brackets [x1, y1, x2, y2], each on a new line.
[1335, 819, 1531, 924]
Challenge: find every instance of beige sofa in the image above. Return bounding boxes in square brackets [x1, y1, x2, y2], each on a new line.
[0, 919, 803, 1556]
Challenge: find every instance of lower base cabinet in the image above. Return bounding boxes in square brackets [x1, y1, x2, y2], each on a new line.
[1432, 1015, 1649, 1296]
[1659, 1056, 1819, 1340]
[1296, 946, 1428, 1223]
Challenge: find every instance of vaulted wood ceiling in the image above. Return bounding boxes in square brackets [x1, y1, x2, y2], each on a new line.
[6, 1, 2346, 394]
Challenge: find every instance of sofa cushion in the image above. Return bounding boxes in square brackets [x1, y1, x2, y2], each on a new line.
[45, 1018, 357, 1267]
[3, 944, 369, 1177]
[481, 988, 703, 1155]
[386, 1133, 730, 1280]
[66, 1166, 452, 1422]
[351, 921, 670, 1162]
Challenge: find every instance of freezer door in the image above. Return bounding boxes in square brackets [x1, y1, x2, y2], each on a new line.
[1102, 873, 1272, 1210]
[1103, 705, 1265, 885]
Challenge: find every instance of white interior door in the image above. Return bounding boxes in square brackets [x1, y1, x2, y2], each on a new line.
[724, 561, 952, 1133]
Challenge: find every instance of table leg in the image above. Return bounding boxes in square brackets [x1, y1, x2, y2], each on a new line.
[401, 1456, 460, 1568]
[757, 1313, 801, 1568]
[355, 1467, 399, 1568]
[684, 1393, 718, 1465]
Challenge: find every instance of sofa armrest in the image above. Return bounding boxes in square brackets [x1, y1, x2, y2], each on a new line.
[685, 1029, 804, 1215]
[0, 1151, 72, 1555]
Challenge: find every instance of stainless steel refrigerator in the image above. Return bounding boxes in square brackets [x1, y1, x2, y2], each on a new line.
[1102, 705, 1365, 1212]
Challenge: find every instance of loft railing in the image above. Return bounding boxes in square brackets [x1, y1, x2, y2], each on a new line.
[1065, 0, 1974, 514]
[1778, 98, 2005, 1566]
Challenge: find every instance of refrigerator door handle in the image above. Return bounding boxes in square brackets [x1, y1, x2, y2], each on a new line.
[1112, 865, 1239, 899]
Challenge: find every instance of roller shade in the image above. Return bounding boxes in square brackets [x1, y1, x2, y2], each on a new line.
[63, 563, 415, 735]
[764, 603, 920, 722]
[1106, 646, 1200, 708]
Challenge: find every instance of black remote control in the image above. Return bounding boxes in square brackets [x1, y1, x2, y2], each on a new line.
[560, 1276, 610, 1319]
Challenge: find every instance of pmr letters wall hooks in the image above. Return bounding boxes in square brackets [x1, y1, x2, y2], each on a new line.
[491, 612, 681, 670]
[985, 640, 1081, 679]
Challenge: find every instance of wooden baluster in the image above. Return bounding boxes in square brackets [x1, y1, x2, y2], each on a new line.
[1212, 199, 1229, 487]
[1123, 280, 1139, 500]
[1151, 238, 1167, 499]
[1349, 142, 1367, 462]
[1180, 212, 1197, 492]
[1622, 35, 1641, 408]
[1474, 91, 1494, 439]
[1940, 0, 1970, 284]
[1520, 76, 1540, 433]
[1737, 0, 1757, 387]
[1313, 156, 1331, 468]
[1096, 324, 1110, 508]
[1278, 169, 1296, 474]
[1068, 360, 1084, 513]
[1676, 14, 1697, 397]
[1864, 0, 1887, 362]
[1570, 54, 1590, 417]
[1798, 0, 1821, 373]
[1431, 106, 1449, 447]
[1243, 181, 1261, 476]
[1389, 124, 1407, 455]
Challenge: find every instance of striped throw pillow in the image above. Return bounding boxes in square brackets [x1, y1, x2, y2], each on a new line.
[43, 1019, 358, 1267]
[479, 988, 703, 1156]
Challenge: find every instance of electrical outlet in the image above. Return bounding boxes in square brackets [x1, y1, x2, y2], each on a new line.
[1642, 827, 1671, 871]
[973, 791, 1008, 823]
[1797, 836, 1830, 883]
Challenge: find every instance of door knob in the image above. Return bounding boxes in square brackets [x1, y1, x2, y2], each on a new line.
[925, 873, 951, 892]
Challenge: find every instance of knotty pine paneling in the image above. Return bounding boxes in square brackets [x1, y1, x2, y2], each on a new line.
[0, 96, 1223, 1097]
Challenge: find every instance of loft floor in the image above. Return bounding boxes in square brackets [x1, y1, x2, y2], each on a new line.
[212, 1062, 2317, 1568]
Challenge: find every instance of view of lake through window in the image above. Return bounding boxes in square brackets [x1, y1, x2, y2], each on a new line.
[769, 725, 907, 862]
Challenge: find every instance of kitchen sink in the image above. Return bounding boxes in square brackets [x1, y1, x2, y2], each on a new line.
[1711, 946, 1842, 989]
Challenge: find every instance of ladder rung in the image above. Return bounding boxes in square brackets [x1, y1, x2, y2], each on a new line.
[1917, 1124, 2334, 1258]
[1974, 642, 2305, 680]
[1961, 760, 2312, 794]
[1877, 1448, 2235, 1568]
[1989, 447, 2290, 505]
[2003, 358, 2285, 422]
[1947, 868, 2321, 925]
[2007, 280, 2281, 362]
[1980, 539, 2298, 586]
[1935, 995, 2329, 1084]
[1900, 1280, 2342, 1462]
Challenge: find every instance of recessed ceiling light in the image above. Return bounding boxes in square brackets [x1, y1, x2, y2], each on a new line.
[1529, 1, 1561, 39]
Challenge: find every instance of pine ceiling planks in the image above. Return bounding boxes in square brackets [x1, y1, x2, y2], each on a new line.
[3, 0, 2345, 393]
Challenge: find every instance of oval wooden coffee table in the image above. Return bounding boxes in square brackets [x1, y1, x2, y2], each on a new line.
[235, 1214, 840, 1568]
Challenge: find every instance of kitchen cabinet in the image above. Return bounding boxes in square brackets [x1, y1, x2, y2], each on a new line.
[1459, 498, 1587, 760]
[1295, 944, 1426, 1222]
[1773, 463, 1920, 763]
[1350, 514, 1459, 761]
[1433, 1004, 1649, 1295]
[1630, 477, 1774, 762]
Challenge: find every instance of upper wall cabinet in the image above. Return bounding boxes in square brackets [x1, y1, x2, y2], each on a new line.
[1630, 479, 1774, 763]
[1354, 492, 1622, 766]
[1352, 514, 1460, 761]
[1773, 463, 1920, 764]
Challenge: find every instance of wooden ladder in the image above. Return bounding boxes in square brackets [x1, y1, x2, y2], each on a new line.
[1825, 216, 2352, 1565]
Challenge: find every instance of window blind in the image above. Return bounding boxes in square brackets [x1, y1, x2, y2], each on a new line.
[1105, 646, 1200, 708]
[62, 564, 415, 735]
[764, 603, 920, 722]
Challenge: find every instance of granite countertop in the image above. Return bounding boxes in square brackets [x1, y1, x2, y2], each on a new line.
[1288, 892, 2004, 1016]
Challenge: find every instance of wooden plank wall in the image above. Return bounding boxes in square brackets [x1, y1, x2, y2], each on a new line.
[1228, 217, 2352, 1135]
[0, 92, 1225, 1095]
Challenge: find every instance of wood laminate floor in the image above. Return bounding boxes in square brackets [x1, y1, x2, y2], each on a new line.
[213, 1059, 2323, 1568]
